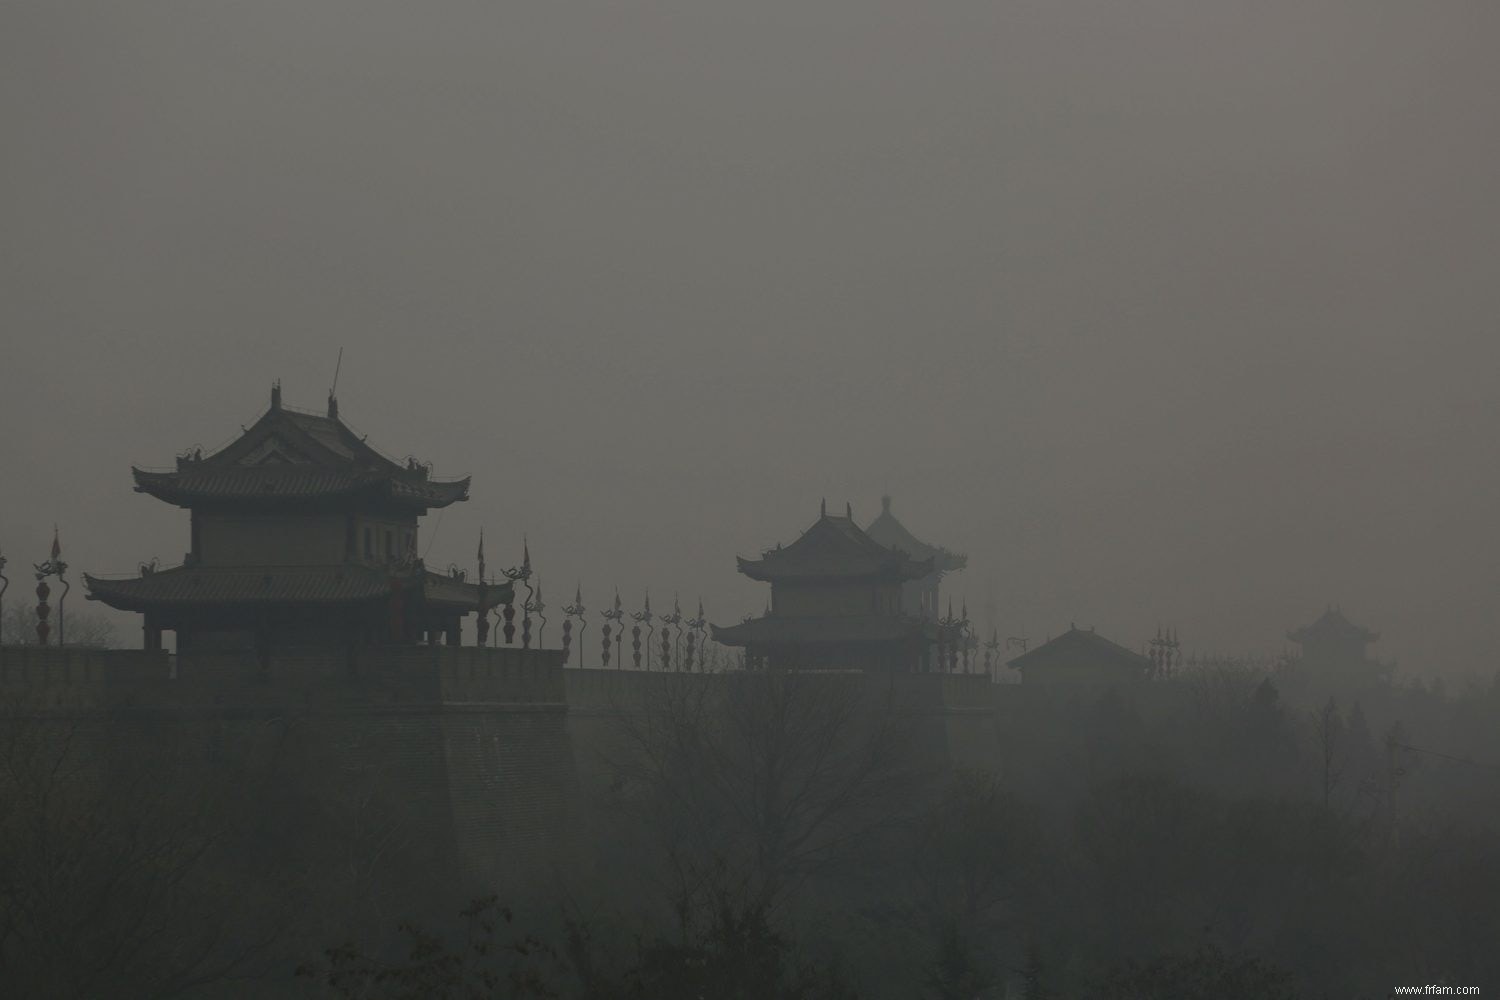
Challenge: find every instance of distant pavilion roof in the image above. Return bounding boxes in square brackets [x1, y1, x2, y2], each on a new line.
[1005, 626, 1153, 673]
[863, 496, 966, 575]
[736, 504, 933, 583]
[84, 564, 511, 613]
[131, 387, 469, 511]
[1287, 607, 1378, 646]
[712, 614, 929, 647]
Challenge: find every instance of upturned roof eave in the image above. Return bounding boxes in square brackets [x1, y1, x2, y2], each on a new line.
[83, 567, 400, 612]
[422, 572, 513, 611]
[129, 467, 470, 510]
[735, 558, 933, 584]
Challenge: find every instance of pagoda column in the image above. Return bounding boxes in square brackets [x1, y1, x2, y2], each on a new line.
[143, 614, 163, 652]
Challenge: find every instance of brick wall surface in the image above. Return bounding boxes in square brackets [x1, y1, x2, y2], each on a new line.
[1, 649, 1001, 908]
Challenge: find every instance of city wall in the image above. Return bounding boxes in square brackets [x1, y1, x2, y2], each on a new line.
[0, 644, 571, 901]
[1, 648, 1003, 901]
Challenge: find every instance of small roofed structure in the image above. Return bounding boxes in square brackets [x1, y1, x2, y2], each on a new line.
[1287, 607, 1377, 664]
[86, 384, 510, 656]
[863, 495, 966, 621]
[713, 500, 934, 671]
[1006, 625, 1152, 686]
[1286, 607, 1388, 689]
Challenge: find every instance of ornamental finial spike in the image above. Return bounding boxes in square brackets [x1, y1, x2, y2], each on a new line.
[522, 538, 531, 575]
[820, 497, 826, 517]
[846, 501, 852, 519]
[271, 380, 282, 410]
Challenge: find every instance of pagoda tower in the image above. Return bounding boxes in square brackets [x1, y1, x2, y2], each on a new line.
[1286, 606, 1390, 689]
[711, 501, 933, 671]
[86, 384, 510, 655]
[863, 495, 966, 621]
[1287, 606, 1378, 666]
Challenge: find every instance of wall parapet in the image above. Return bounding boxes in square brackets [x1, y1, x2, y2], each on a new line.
[0, 645, 565, 712]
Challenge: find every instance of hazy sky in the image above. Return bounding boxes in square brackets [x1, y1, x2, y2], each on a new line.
[3, 1, 1497, 676]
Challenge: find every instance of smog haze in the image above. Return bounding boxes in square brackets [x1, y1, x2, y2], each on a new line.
[4, 0, 1498, 675]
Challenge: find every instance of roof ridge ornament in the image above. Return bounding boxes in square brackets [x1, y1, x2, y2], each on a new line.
[820, 497, 826, 518]
[270, 380, 282, 410]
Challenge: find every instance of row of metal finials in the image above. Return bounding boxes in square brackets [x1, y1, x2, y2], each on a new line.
[468, 538, 715, 671]
[0, 531, 69, 647]
[465, 539, 1001, 675]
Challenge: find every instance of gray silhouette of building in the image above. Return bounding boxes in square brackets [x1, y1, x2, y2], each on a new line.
[86, 385, 508, 655]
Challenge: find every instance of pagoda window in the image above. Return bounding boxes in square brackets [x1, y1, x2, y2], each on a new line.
[364, 527, 373, 559]
[384, 530, 393, 560]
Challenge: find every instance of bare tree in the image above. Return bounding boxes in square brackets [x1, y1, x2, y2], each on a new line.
[614, 670, 916, 934]
[0, 700, 281, 997]
[1310, 697, 1345, 812]
[912, 769, 1040, 1000]
[913, 769, 1036, 927]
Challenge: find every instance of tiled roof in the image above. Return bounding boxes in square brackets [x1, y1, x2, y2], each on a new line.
[131, 396, 468, 510]
[864, 497, 966, 573]
[1287, 608, 1378, 645]
[711, 614, 927, 646]
[285, 411, 358, 461]
[737, 512, 932, 582]
[1005, 626, 1152, 672]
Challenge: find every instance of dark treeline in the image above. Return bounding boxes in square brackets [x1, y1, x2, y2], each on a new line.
[3, 655, 1498, 997]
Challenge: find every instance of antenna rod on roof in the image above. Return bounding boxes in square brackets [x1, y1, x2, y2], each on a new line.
[327, 347, 344, 418]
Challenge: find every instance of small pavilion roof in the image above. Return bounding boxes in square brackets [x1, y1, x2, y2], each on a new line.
[1005, 625, 1153, 673]
[736, 503, 933, 583]
[863, 496, 966, 574]
[131, 387, 469, 510]
[711, 614, 928, 647]
[84, 564, 511, 613]
[1287, 607, 1378, 646]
